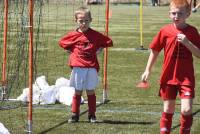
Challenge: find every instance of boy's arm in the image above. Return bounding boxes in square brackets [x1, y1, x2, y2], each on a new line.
[96, 47, 103, 54]
[141, 49, 159, 81]
[100, 33, 113, 48]
[59, 32, 78, 50]
[59, 37, 74, 49]
[177, 33, 200, 58]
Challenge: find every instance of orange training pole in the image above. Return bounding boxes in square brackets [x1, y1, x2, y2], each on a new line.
[2, 0, 8, 83]
[28, 0, 34, 133]
[103, 0, 109, 103]
[1, 0, 8, 100]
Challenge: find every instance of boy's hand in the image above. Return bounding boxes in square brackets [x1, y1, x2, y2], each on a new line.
[177, 33, 190, 46]
[137, 71, 150, 89]
[177, 33, 200, 58]
[141, 71, 150, 82]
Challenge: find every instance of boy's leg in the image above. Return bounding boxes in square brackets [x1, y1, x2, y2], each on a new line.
[69, 91, 82, 123]
[71, 92, 82, 115]
[86, 90, 96, 122]
[87, 94, 96, 116]
[85, 68, 98, 122]
[180, 99, 193, 134]
[151, 0, 155, 6]
[69, 67, 85, 123]
[179, 85, 194, 134]
[160, 100, 175, 134]
[192, 2, 200, 12]
[159, 84, 177, 134]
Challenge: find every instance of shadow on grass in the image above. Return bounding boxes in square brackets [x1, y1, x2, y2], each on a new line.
[99, 120, 156, 125]
[39, 120, 68, 134]
[39, 119, 156, 134]
[39, 102, 105, 134]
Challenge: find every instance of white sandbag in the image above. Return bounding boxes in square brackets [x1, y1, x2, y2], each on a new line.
[56, 86, 84, 106]
[17, 76, 84, 106]
[32, 84, 41, 104]
[35, 75, 49, 90]
[17, 84, 41, 104]
[0, 123, 10, 134]
[55, 77, 70, 88]
[16, 87, 29, 102]
[56, 86, 75, 106]
[40, 85, 57, 105]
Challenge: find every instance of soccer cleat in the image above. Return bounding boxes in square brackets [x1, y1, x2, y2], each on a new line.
[88, 115, 97, 123]
[192, 8, 197, 13]
[68, 114, 79, 123]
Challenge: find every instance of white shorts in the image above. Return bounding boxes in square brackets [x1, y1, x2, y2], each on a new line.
[69, 67, 99, 90]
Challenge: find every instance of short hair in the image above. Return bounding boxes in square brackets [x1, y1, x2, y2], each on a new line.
[75, 6, 92, 19]
[170, 0, 191, 12]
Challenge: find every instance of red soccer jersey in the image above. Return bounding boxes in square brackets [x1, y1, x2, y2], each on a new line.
[150, 24, 200, 87]
[59, 28, 113, 72]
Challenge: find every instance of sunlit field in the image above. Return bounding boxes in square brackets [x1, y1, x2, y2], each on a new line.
[0, 1, 200, 134]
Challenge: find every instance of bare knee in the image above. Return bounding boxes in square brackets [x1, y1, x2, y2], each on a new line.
[181, 106, 192, 115]
[163, 100, 176, 113]
[181, 99, 193, 115]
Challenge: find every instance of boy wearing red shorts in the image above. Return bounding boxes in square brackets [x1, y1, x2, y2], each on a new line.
[141, 0, 200, 133]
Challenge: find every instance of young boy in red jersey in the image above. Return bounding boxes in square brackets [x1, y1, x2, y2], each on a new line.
[141, 0, 200, 133]
[59, 6, 113, 123]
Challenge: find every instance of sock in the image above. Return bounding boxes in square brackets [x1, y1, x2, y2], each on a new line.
[71, 95, 81, 116]
[180, 114, 193, 134]
[87, 94, 96, 116]
[160, 112, 173, 134]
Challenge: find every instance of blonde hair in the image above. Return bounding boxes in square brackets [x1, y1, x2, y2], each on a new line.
[75, 6, 92, 20]
[170, 0, 191, 12]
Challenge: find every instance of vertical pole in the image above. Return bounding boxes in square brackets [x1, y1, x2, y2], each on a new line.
[2, 0, 8, 83]
[103, 0, 109, 103]
[1, 0, 8, 100]
[28, 0, 34, 133]
[139, 0, 143, 48]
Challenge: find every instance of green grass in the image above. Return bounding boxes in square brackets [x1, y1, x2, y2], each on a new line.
[0, 2, 200, 134]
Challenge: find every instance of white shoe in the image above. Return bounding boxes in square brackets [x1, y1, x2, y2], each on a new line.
[192, 8, 197, 13]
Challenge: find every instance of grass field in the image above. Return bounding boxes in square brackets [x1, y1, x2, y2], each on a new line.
[1, 2, 200, 134]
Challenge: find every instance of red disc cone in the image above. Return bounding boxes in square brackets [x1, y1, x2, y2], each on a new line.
[136, 81, 150, 89]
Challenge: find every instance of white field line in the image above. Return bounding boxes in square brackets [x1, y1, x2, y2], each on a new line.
[96, 109, 200, 118]
[12, 102, 199, 117]
[96, 109, 165, 116]
[110, 48, 150, 51]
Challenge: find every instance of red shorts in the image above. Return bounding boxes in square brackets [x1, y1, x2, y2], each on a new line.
[159, 84, 195, 100]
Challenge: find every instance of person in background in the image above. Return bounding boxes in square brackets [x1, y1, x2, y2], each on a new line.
[151, 0, 159, 6]
[192, 1, 200, 12]
[187, 0, 200, 12]
[141, 0, 200, 133]
[59, 6, 113, 123]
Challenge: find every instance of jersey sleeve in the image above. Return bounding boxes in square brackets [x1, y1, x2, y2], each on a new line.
[99, 33, 113, 48]
[191, 28, 200, 49]
[149, 29, 165, 52]
[58, 32, 78, 49]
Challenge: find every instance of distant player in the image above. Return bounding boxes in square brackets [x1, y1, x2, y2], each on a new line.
[192, 2, 200, 12]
